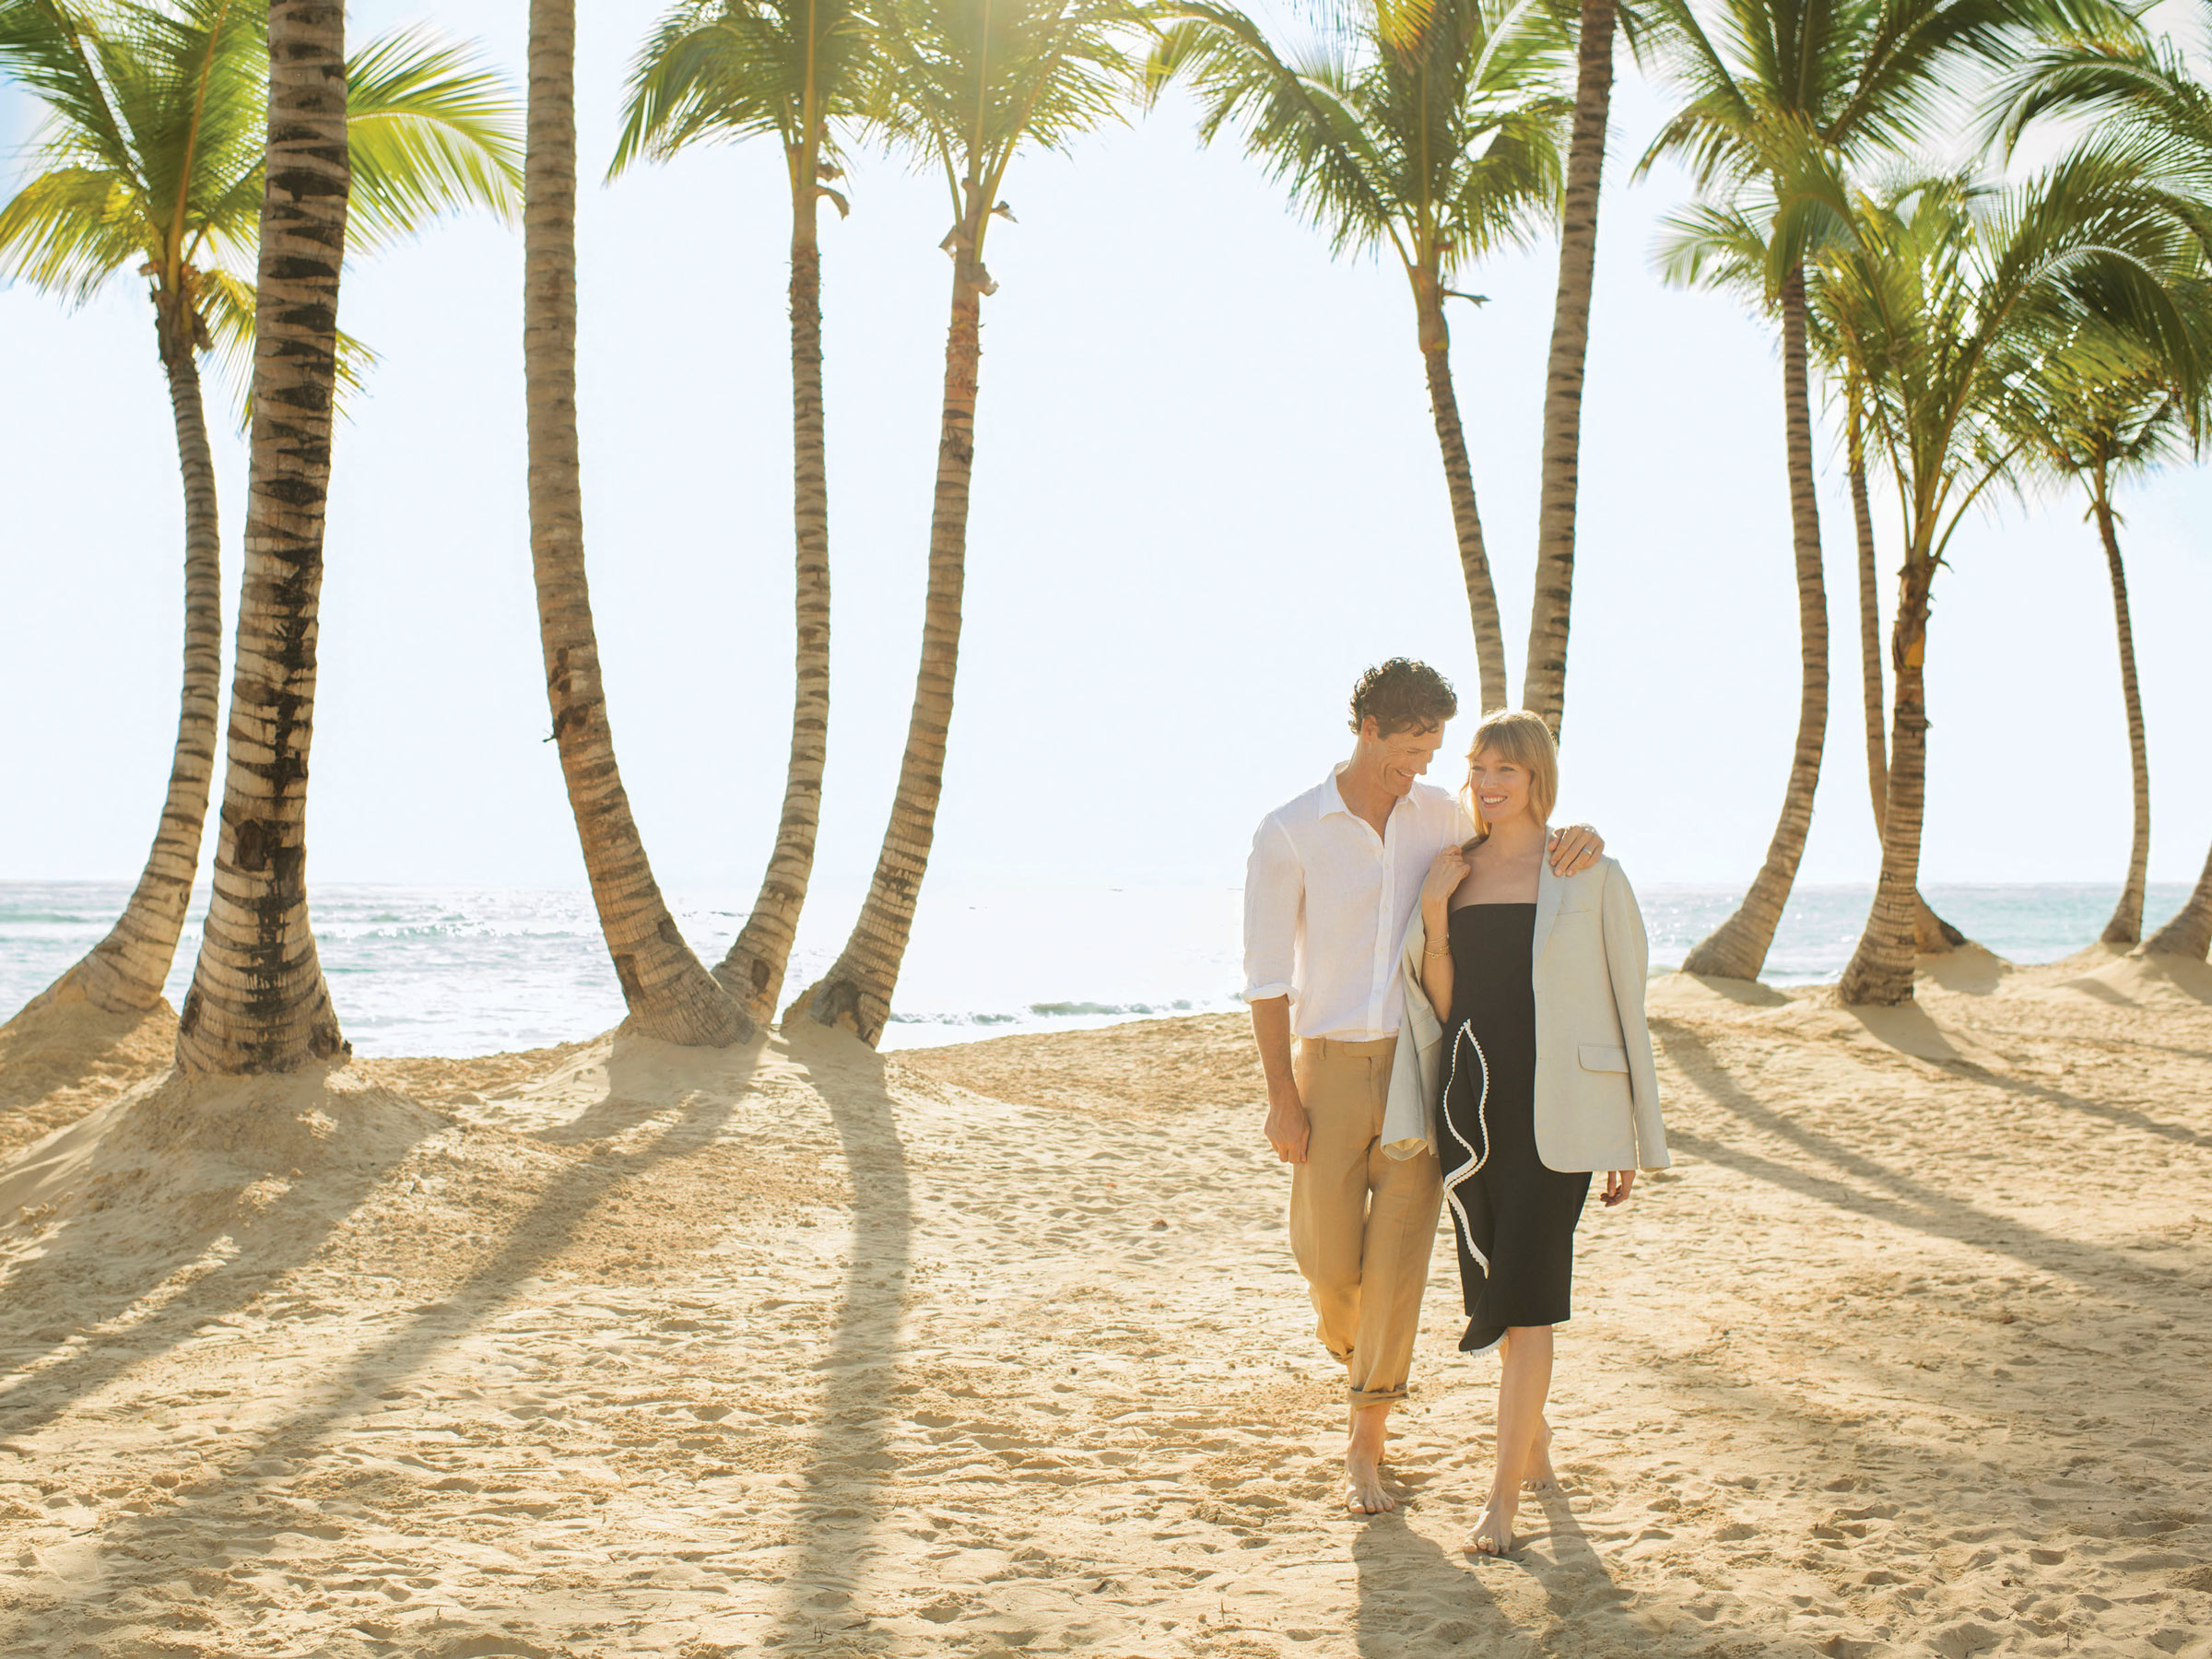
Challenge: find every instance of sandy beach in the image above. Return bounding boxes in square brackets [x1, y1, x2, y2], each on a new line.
[0, 948, 2207, 1658]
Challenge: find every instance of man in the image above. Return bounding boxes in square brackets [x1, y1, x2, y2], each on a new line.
[1241, 660, 1601, 1514]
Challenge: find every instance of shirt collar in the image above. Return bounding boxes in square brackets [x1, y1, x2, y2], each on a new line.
[1323, 762, 1407, 821]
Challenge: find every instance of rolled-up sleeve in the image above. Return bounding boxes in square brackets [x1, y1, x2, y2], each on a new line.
[1241, 816, 1300, 1005]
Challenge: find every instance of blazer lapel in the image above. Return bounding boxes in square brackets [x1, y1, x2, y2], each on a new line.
[1531, 859, 1565, 971]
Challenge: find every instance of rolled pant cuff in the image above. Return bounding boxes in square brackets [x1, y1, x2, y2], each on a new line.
[1348, 1383, 1407, 1412]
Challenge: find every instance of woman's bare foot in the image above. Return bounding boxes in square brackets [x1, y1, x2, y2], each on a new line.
[1521, 1418, 1559, 1494]
[1344, 1404, 1394, 1514]
[1466, 1488, 1516, 1556]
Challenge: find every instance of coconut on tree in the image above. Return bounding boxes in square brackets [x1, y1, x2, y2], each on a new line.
[787, 0, 1154, 1046]
[523, 0, 751, 1047]
[1147, 0, 1572, 712]
[0, 0, 521, 1028]
[611, 0, 873, 1024]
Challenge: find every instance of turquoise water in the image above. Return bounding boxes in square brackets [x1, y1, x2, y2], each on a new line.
[0, 880, 2191, 1058]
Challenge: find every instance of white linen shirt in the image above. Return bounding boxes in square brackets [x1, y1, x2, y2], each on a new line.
[1241, 764, 1476, 1041]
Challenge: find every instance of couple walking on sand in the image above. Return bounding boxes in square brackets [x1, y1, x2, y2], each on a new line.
[1241, 658, 1670, 1556]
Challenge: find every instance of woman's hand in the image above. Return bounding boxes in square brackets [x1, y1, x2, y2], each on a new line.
[1420, 844, 1469, 920]
[1602, 1170, 1636, 1206]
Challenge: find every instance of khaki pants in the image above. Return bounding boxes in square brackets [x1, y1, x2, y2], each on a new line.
[1288, 1035, 1443, 1412]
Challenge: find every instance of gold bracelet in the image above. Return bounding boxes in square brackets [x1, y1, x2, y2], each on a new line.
[1423, 944, 1452, 959]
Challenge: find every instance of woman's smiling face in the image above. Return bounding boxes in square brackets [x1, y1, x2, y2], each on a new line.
[1467, 747, 1533, 827]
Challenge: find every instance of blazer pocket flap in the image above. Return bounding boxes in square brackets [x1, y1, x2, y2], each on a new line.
[1578, 1043, 1630, 1074]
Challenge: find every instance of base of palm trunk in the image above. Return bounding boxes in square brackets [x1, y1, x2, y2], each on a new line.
[784, 971, 888, 1049]
[175, 982, 352, 1074]
[1838, 943, 1914, 1006]
[1913, 898, 1966, 954]
[1678, 914, 1768, 982]
[712, 946, 782, 1028]
[2139, 918, 2212, 962]
[23, 948, 166, 1018]
[620, 981, 755, 1048]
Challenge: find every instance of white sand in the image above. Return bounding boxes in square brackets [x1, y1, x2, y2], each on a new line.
[0, 948, 2207, 1656]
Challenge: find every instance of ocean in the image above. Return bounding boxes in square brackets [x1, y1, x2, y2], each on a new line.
[0, 879, 2191, 1058]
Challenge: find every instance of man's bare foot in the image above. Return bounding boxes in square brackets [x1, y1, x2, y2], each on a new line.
[1522, 1418, 1559, 1495]
[1344, 1404, 1394, 1514]
[1466, 1489, 1516, 1556]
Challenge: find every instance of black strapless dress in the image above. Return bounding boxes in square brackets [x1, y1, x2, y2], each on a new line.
[1440, 903, 1592, 1355]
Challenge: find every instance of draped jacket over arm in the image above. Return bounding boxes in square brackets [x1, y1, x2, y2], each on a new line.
[1382, 855, 1669, 1174]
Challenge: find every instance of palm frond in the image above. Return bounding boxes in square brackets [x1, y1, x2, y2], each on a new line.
[0, 162, 147, 299]
[343, 25, 524, 253]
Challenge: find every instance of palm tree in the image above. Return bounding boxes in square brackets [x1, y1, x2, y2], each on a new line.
[1994, 323, 2198, 946]
[524, 0, 751, 1047]
[1824, 164, 2197, 1006]
[1842, 370, 1968, 954]
[787, 0, 1150, 1046]
[170, 0, 350, 1069]
[610, 0, 871, 1024]
[1989, 3, 2212, 966]
[1649, 188, 1830, 982]
[1518, 0, 1613, 735]
[1147, 0, 1571, 712]
[0, 0, 521, 1026]
[1637, 0, 2129, 981]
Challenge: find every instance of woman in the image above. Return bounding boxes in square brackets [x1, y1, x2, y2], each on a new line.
[1382, 708, 1668, 1557]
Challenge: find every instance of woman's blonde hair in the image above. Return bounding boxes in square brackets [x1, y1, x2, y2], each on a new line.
[1461, 709, 1559, 844]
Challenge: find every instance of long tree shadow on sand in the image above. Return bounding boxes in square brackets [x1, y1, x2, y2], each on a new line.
[0, 1030, 766, 1649]
[0, 1062, 441, 1444]
[765, 1021, 914, 1652]
[1653, 1019, 2188, 1297]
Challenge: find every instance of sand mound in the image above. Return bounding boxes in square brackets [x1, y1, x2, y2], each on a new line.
[0, 994, 180, 1163]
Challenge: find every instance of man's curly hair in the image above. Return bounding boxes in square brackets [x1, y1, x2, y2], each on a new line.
[1348, 658, 1458, 736]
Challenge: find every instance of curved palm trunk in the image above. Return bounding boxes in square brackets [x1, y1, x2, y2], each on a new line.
[32, 312, 221, 1017]
[1848, 393, 1964, 957]
[1839, 548, 1933, 1006]
[174, 0, 349, 1073]
[1414, 275, 1508, 714]
[524, 0, 748, 1047]
[718, 187, 831, 1021]
[1682, 270, 1825, 979]
[2090, 470, 2149, 946]
[789, 213, 984, 1047]
[2142, 838, 2212, 959]
[1520, 0, 1615, 737]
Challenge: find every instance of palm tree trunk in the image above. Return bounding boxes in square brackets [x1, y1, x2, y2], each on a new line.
[1520, 0, 1615, 737]
[1414, 274, 1508, 714]
[524, 0, 747, 1047]
[2090, 469, 2149, 947]
[1849, 390, 1964, 957]
[1848, 390, 1887, 833]
[1681, 268, 1825, 979]
[173, 0, 349, 1073]
[31, 308, 221, 1018]
[718, 185, 831, 1022]
[1839, 548, 1934, 1006]
[2141, 838, 2212, 960]
[788, 207, 984, 1047]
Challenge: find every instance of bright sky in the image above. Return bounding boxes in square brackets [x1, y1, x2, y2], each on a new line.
[4, 0, 2209, 911]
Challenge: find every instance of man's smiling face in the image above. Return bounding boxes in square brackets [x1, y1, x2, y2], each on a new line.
[1361, 719, 1445, 798]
